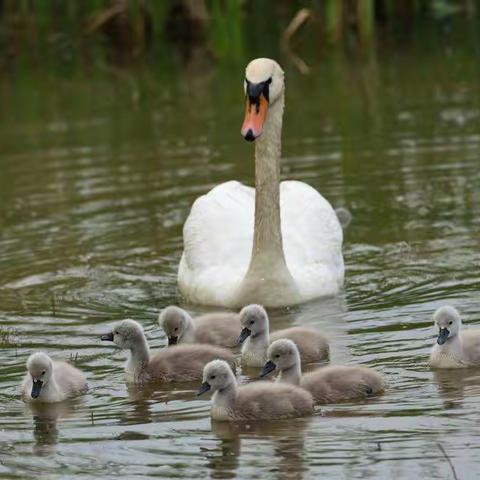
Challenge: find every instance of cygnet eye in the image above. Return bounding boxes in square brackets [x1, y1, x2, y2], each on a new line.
[275, 354, 280, 359]
[210, 375, 216, 380]
[114, 331, 119, 335]
[449, 321, 453, 325]
[41, 370, 46, 375]
[174, 328, 178, 331]
[250, 320, 254, 325]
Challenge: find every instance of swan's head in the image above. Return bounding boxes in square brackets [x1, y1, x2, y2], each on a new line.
[241, 58, 284, 142]
[260, 339, 300, 377]
[159, 306, 191, 345]
[197, 359, 235, 396]
[26, 352, 54, 399]
[434, 306, 462, 345]
[101, 319, 145, 350]
[237, 304, 269, 344]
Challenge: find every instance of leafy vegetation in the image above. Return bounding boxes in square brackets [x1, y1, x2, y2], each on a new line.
[0, 0, 476, 69]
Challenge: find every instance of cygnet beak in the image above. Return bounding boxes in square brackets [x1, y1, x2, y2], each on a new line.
[197, 381, 211, 396]
[237, 327, 251, 344]
[31, 379, 43, 399]
[101, 332, 114, 342]
[437, 327, 450, 345]
[260, 360, 277, 378]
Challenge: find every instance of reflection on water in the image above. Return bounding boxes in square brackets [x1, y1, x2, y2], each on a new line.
[1, 17, 480, 480]
[209, 419, 309, 480]
[29, 400, 81, 455]
[433, 368, 480, 407]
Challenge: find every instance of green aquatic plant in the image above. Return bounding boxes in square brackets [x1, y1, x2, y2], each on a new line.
[0, 0, 477, 76]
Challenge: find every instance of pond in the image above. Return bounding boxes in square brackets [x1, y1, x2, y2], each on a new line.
[1, 17, 479, 480]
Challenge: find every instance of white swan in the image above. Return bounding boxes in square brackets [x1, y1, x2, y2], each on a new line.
[178, 58, 344, 307]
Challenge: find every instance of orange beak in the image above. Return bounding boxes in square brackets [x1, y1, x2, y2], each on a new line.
[241, 94, 269, 142]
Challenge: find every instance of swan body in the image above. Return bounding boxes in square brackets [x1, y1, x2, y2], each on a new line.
[101, 319, 236, 383]
[430, 306, 480, 369]
[178, 58, 344, 307]
[21, 352, 87, 403]
[238, 304, 329, 367]
[262, 339, 384, 404]
[159, 306, 240, 348]
[197, 360, 314, 421]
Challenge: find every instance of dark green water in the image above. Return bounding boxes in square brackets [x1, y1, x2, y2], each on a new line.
[1, 19, 480, 480]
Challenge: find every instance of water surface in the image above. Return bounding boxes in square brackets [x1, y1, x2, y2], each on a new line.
[1, 20, 480, 480]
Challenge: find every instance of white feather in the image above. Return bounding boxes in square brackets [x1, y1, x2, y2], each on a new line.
[179, 180, 343, 306]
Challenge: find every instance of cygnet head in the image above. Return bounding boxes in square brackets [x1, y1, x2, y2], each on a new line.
[26, 352, 54, 399]
[434, 306, 462, 345]
[159, 306, 191, 345]
[241, 58, 284, 142]
[238, 304, 269, 344]
[260, 339, 300, 378]
[101, 319, 145, 350]
[197, 359, 236, 396]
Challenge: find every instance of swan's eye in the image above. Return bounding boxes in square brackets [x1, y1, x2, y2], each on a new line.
[210, 375, 216, 380]
[41, 370, 46, 375]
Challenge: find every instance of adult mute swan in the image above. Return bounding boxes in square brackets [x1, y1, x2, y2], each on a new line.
[178, 58, 344, 307]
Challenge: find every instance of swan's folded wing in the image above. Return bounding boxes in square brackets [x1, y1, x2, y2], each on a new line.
[280, 180, 344, 298]
[179, 181, 254, 304]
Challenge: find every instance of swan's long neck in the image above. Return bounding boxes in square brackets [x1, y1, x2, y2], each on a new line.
[252, 95, 284, 264]
[212, 375, 237, 412]
[182, 315, 196, 344]
[127, 337, 150, 378]
[241, 329, 270, 363]
[277, 357, 302, 386]
[240, 92, 297, 302]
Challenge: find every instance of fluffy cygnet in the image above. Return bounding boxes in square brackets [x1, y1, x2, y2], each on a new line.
[430, 306, 480, 368]
[262, 339, 384, 404]
[238, 304, 329, 367]
[101, 319, 236, 383]
[21, 352, 87, 403]
[159, 306, 241, 347]
[197, 359, 314, 421]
